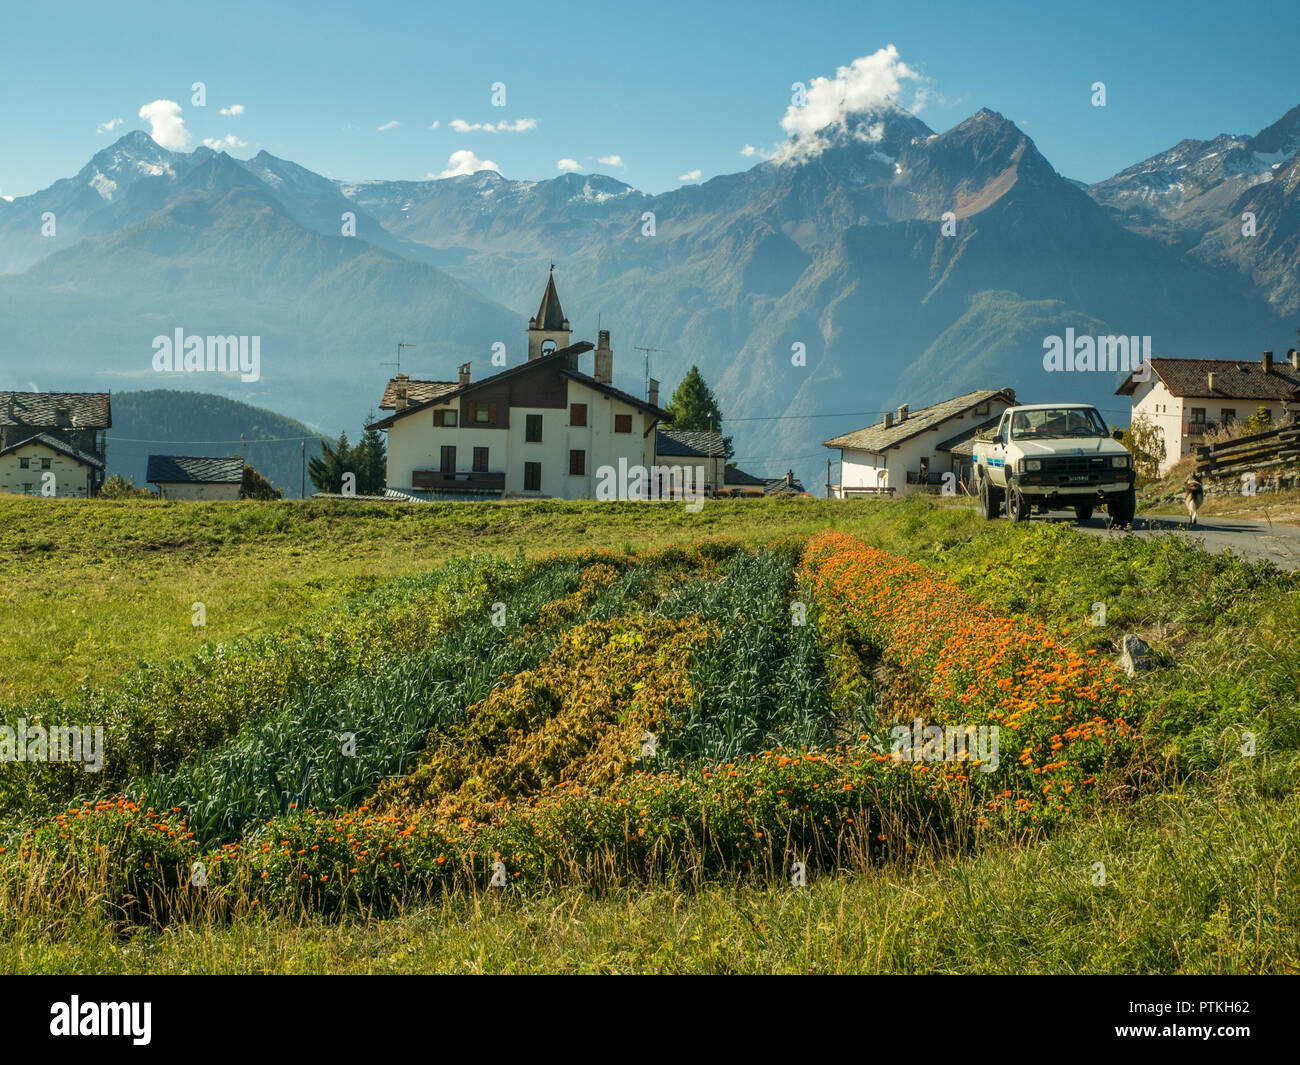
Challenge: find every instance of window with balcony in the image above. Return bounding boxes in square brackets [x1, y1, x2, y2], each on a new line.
[473, 446, 489, 473]
[440, 445, 456, 475]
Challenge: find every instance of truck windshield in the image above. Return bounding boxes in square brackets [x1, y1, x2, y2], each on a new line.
[1010, 407, 1109, 440]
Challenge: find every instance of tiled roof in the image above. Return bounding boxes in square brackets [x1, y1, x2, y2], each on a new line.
[367, 342, 595, 430]
[1, 391, 111, 429]
[823, 389, 1014, 453]
[1116, 357, 1300, 400]
[655, 428, 726, 458]
[379, 378, 460, 410]
[146, 455, 244, 484]
[0, 432, 105, 470]
[724, 465, 768, 486]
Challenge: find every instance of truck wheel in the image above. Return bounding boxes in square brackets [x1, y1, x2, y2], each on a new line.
[979, 475, 1002, 519]
[1073, 502, 1094, 524]
[1007, 487, 1031, 522]
[1107, 488, 1136, 528]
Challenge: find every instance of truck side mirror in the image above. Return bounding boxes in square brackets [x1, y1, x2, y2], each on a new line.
[1111, 429, 1124, 443]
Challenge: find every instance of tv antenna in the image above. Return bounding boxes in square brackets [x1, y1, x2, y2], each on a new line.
[633, 346, 666, 399]
[383, 342, 416, 373]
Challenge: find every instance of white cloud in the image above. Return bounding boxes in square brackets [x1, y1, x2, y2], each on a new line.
[203, 134, 248, 151]
[598, 154, 626, 169]
[96, 118, 123, 135]
[435, 149, 501, 178]
[377, 120, 401, 132]
[429, 120, 440, 129]
[219, 104, 245, 117]
[448, 117, 536, 133]
[138, 99, 190, 149]
[776, 45, 927, 163]
[0, 193, 12, 202]
[557, 158, 582, 172]
[741, 143, 776, 160]
[678, 169, 702, 182]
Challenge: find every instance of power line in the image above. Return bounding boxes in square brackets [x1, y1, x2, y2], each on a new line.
[107, 434, 327, 444]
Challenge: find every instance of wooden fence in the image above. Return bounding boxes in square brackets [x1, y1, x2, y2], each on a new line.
[1194, 423, 1300, 480]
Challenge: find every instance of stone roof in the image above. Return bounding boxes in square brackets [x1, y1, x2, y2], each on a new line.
[823, 389, 1014, 453]
[0, 432, 105, 470]
[146, 455, 244, 485]
[1116, 356, 1300, 400]
[530, 269, 569, 331]
[655, 428, 726, 458]
[724, 465, 767, 487]
[379, 378, 460, 410]
[1, 391, 111, 429]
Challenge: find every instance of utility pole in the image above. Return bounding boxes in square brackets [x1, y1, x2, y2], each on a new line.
[826, 458, 832, 499]
[301, 439, 306, 500]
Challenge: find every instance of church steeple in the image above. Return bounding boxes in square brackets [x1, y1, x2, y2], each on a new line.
[527, 265, 571, 360]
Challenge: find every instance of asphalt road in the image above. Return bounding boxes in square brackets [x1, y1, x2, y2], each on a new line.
[1061, 512, 1300, 570]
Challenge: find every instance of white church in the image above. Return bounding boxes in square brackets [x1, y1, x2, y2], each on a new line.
[368, 271, 678, 500]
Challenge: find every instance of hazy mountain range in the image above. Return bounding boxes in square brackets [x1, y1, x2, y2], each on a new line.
[2, 101, 1297, 491]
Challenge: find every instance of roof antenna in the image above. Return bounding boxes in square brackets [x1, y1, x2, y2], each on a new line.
[382, 342, 415, 374]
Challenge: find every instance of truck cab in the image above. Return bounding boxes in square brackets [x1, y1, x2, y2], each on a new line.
[972, 404, 1136, 526]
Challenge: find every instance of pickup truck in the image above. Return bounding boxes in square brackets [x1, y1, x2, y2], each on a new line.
[971, 403, 1136, 525]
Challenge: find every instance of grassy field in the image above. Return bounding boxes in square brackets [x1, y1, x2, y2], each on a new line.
[1, 494, 1297, 974]
[1, 495, 949, 704]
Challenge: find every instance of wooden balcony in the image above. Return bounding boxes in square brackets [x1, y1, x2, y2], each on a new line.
[411, 469, 505, 493]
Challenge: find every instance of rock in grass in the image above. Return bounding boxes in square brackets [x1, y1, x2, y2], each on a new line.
[1119, 634, 1153, 676]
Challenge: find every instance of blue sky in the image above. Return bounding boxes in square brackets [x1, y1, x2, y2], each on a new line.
[1, 0, 1297, 198]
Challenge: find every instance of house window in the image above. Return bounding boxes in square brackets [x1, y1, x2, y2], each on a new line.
[18, 457, 30, 469]
[524, 462, 541, 491]
[40, 458, 51, 470]
[434, 408, 458, 427]
[22, 483, 32, 493]
[974, 402, 990, 416]
[473, 446, 489, 473]
[440, 445, 456, 475]
[569, 450, 586, 476]
[614, 413, 632, 433]
[1221, 408, 1236, 424]
[525, 414, 543, 442]
[472, 402, 493, 424]
[570, 403, 588, 427]
[1189, 407, 1206, 423]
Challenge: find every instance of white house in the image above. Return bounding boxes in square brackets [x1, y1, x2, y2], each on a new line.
[146, 455, 245, 500]
[654, 428, 727, 496]
[1116, 350, 1300, 475]
[0, 391, 111, 496]
[0, 434, 105, 497]
[368, 271, 673, 500]
[824, 388, 1017, 498]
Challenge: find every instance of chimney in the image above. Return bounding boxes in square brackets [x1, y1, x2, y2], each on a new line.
[897, 404, 909, 422]
[785, 469, 794, 488]
[648, 377, 660, 408]
[1289, 349, 1299, 371]
[394, 372, 409, 412]
[1263, 350, 1274, 373]
[458, 362, 471, 386]
[595, 330, 613, 385]
[1207, 371, 1215, 392]
[884, 411, 894, 428]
